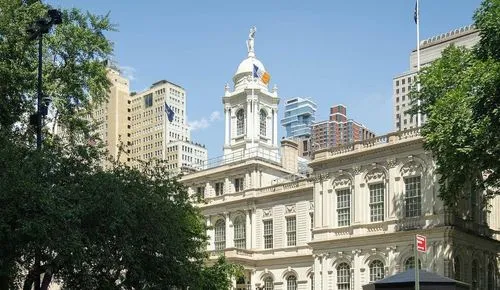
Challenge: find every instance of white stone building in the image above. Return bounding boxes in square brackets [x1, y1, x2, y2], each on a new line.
[182, 30, 499, 290]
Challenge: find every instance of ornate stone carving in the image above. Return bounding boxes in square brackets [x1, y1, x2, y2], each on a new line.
[400, 161, 422, 176]
[387, 158, 398, 168]
[353, 166, 362, 175]
[365, 169, 385, 183]
[285, 204, 296, 214]
[309, 201, 314, 211]
[262, 208, 272, 218]
[333, 176, 351, 188]
[311, 172, 330, 182]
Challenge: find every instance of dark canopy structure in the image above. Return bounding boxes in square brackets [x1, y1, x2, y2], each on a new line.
[363, 269, 470, 290]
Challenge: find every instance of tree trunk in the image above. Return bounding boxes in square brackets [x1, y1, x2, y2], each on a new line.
[0, 275, 10, 290]
[40, 269, 52, 290]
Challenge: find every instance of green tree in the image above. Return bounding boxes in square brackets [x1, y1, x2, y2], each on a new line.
[0, 2, 242, 289]
[0, 0, 112, 136]
[411, 0, 500, 207]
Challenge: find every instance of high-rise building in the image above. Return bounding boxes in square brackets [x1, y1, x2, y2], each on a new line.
[311, 104, 375, 149]
[126, 79, 207, 172]
[280, 97, 317, 158]
[393, 25, 480, 131]
[281, 97, 317, 139]
[91, 67, 130, 163]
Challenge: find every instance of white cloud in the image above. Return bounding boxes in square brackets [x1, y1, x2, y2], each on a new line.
[119, 65, 136, 81]
[189, 110, 221, 131]
[209, 111, 221, 122]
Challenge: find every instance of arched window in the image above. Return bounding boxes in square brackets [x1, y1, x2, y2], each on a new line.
[260, 109, 267, 136]
[264, 276, 273, 290]
[233, 215, 246, 249]
[369, 260, 385, 282]
[454, 256, 461, 281]
[472, 260, 479, 290]
[487, 262, 495, 290]
[286, 275, 297, 290]
[336, 263, 350, 290]
[214, 219, 226, 250]
[236, 109, 245, 136]
[404, 257, 421, 271]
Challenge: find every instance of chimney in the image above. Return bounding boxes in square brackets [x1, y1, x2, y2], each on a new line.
[281, 139, 298, 173]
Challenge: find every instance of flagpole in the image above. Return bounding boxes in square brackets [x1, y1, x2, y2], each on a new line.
[414, 235, 420, 290]
[416, 0, 422, 127]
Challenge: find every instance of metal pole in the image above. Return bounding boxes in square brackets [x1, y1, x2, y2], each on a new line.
[36, 34, 43, 150]
[416, 0, 422, 127]
[414, 235, 420, 290]
[34, 33, 43, 290]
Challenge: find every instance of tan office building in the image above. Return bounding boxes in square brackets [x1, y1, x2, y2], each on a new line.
[393, 25, 480, 131]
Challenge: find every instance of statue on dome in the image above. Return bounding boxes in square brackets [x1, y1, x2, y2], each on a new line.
[246, 26, 256, 54]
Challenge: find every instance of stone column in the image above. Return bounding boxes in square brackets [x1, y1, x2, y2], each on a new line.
[245, 209, 251, 249]
[224, 107, 230, 146]
[273, 109, 278, 147]
[247, 98, 252, 144]
[250, 208, 256, 249]
[206, 215, 213, 251]
[225, 212, 232, 248]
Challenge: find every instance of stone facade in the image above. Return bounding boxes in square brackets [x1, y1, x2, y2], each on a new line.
[182, 129, 500, 290]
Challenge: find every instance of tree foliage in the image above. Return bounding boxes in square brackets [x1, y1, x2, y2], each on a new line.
[411, 0, 500, 207]
[0, 1, 240, 289]
[0, 0, 113, 136]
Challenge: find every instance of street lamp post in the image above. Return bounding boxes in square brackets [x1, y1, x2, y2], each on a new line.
[27, 8, 62, 150]
[26, 7, 62, 290]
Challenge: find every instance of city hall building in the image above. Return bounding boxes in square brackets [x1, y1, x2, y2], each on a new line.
[181, 32, 499, 290]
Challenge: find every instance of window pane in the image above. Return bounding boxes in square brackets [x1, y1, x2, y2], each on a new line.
[369, 183, 385, 222]
[264, 277, 273, 290]
[287, 275, 297, 290]
[286, 216, 296, 246]
[404, 176, 421, 217]
[233, 216, 246, 249]
[214, 219, 226, 250]
[260, 110, 267, 136]
[337, 263, 350, 290]
[369, 260, 385, 282]
[237, 110, 245, 135]
[337, 189, 351, 227]
[263, 220, 273, 249]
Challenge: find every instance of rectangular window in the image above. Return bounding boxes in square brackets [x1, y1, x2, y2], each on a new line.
[196, 186, 204, 196]
[405, 176, 422, 217]
[263, 220, 273, 249]
[369, 183, 385, 222]
[337, 189, 351, 227]
[286, 216, 296, 246]
[215, 182, 224, 196]
[234, 177, 244, 192]
[144, 93, 153, 108]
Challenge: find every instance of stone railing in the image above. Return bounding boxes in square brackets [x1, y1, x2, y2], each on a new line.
[260, 179, 312, 194]
[313, 128, 422, 160]
[202, 147, 280, 169]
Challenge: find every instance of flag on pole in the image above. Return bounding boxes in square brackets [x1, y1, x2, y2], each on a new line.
[164, 102, 175, 122]
[414, 0, 419, 24]
[253, 64, 271, 85]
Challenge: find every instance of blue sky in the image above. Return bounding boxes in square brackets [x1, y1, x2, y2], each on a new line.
[47, 0, 482, 158]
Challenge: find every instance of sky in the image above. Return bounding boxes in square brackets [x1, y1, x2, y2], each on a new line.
[47, 0, 483, 159]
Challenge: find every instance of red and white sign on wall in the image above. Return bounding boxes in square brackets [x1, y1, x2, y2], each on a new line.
[416, 234, 427, 252]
